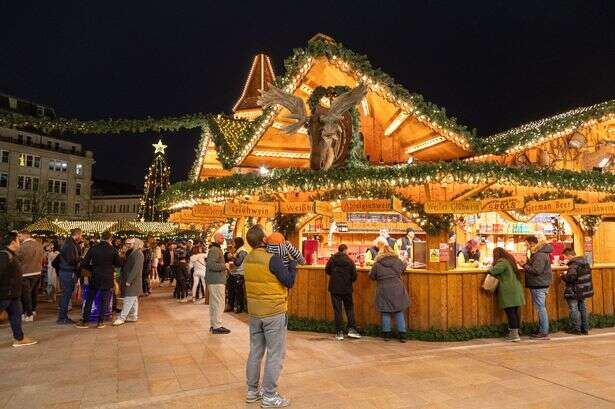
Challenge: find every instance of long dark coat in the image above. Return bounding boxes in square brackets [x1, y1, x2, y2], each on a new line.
[80, 242, 122, 290]
[121, 249, 144, 297]
[368, 255, 410, 313]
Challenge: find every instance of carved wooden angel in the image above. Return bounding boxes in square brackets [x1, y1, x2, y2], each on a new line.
[258, 83, 367, 170]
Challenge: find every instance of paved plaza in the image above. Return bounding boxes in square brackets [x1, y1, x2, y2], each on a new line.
[2, 288, 615, 409]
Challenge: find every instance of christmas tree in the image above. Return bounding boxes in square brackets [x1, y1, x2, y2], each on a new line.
[138, 139, 171, 221]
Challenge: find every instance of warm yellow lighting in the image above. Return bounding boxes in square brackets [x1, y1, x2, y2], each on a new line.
[384, 111, 409, 136]
[405, 136, 447, 154]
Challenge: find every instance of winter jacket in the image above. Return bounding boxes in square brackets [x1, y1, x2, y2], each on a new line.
[458, 247, 480, 262]
[16, 238, 44, 277]
[562, 256, 594, 300]
[325, 252, 357, 294]
[189, 253, 207, 277]
[120, 249, 143, 297]
[142, 248, 152, 276]
[59, 237, 81, 273]
[232, 249, 248, 275]
[524, 243, 553, 289]
[266, 242, 306, 267]
[489, 258, 525, 309]
[0, 249, 22, 299]
[369, 255, 410, 313]
[206, 243, 227, 285]
[80, 241, 122, 290]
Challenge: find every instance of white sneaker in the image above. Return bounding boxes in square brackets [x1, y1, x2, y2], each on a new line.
[125, 317, 138, 322]
[246, 388, 263, 403]
[347, 328, 361, 339]
[180, 298, 189, 303]
[196, 299, 205, 305]
[261, 393, 290, 408]
[113, 319, 125, 326]
[23, 315, 34, 322]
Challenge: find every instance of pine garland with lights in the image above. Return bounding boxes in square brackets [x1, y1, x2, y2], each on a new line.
[159, 161, 615, 210]
[138, 141, 171, 222]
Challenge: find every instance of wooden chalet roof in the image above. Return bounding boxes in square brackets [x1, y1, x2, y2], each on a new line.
[232, 54, 276, 117]
[191, 35, 477, 179]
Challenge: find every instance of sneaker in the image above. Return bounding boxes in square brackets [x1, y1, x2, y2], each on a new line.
[180, 298, 189, 303]
[196, 299, 205, 305]
[96, 322, 106, 329]
[23, 314, 34, 322]
[74, 320, 89, 329]
[347, 328, 361, 339]
[211, 327, 231, 334]
[261, 393, 290, 408]
[335, 331, 344, 341]
[382, 331, 392, 342]
[530, 332, 550, 340]
[56, 318, 75, 325]
[12, 336, 38, 347]
[398, 332, 407, 343]
[581, 329, 589, 335]
[125, 317, 138, 322]
[246, 389, 263, 403]
[113, 319, 125, 326]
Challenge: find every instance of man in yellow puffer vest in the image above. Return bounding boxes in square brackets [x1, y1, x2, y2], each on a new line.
[244, 225, 297, 408]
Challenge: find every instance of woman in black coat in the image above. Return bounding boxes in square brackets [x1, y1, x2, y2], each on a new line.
[369, 245, 410, 342]
[325, 244, 360, 340]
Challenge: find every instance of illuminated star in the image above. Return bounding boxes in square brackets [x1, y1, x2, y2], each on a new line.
[153, 139, 167, 154]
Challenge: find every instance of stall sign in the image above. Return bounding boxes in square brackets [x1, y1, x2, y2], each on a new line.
[480, 196, 525, 212]
[567, 202, 615, 215]
[333, 212, 347, 222]
[314, 201, 334, 218]
[224, 202, 278, 218]
[341, 196, 401, 213]
[524, 198, 574, 214]
[439, 243, 449, 262]
[424, 201, 481, 214]
[429, 249, 440, 263]
[192, 204, 225, 218]
[279, 201, 314, 214]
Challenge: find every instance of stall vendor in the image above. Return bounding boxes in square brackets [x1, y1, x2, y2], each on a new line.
[396, 228, 416, 262]
[365, 237, 388, 266]
[379, 229, 398, 253]
[457, 239, 481, 268]
[447, 231, 459, 269]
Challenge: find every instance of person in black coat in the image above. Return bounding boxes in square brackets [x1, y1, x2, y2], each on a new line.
[561, 248, 594, 335]
[75, 231, 122, 329]
[325, 244, 360, 340]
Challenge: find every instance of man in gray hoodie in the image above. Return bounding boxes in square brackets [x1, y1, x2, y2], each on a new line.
[523, 236, 553, 339]
[16, 230, 43, 322]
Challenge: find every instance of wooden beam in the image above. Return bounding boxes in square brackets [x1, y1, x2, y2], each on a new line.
[452, 182, 495, 201]
[424, 184, 431, 201]
[384, 111, 409, 136]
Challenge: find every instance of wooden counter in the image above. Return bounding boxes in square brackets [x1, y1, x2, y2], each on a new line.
[287, 264, 615, 330]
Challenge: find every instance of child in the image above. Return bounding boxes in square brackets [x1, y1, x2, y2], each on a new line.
[266, 232, 306, 267]
[174, 248, 190, 302]
[561, 248, 593, 335]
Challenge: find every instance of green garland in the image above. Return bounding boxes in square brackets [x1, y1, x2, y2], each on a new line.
[477, 99, 615, 154]
[288, 314, 615, 342]
[159, 161, 615, 209]
[0, 111, 208, 134]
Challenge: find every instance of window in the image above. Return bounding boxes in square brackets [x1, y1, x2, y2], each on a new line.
[74, 203, 80, 214]
[18, 154, 40, 168]
[18, 176, 39, 191]
[16, 198, 32, 212]
[49, 160, 68, 172]
[47, 141, 52, 149]
[0, 150, 8, 163]
[0, 173, 7, 188]
[47, 200, 66, 214]
[59, 202, 66, 214]
[75, 163, 83, 176]
[17, 134, 24, 144]
[26, 135, 33, 145]
[76, 183, 81, 196]
[54, 142, 59, 151]
[60, 181, 67, 194]
[0, 198, 5, 211]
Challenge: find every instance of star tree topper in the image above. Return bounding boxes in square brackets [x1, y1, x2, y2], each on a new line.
[153, 139, 167, 154]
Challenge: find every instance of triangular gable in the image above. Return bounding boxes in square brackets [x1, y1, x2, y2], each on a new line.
[232, 53, 276, 118]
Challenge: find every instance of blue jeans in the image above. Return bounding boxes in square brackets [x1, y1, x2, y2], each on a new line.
[0, 298, 24, 340]
[246, 313, 287, 397]
[58, 270, 75, 321]
[530, 288, 549, 334]
[381, 311, 406, 333]
[567, 298, 588, 332]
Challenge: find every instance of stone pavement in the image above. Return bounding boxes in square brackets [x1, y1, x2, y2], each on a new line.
[2, 288, 615, 409]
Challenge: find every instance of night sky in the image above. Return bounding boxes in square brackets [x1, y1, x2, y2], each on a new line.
[1, 1, 614, 187]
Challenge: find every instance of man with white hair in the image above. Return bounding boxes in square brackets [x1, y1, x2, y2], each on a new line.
[207, 232, 230, 334]
[114, 238, 144, 326]
[76, 231, 122, 329]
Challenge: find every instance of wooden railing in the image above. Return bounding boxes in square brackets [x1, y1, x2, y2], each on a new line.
[287, 265, 615, 330]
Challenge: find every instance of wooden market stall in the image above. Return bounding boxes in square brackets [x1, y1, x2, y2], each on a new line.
[161, 34, 615, 331]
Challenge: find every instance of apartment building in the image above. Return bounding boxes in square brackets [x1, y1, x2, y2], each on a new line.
[0, 93, 94, 226]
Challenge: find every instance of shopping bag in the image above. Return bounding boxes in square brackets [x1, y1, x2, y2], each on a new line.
[481, 274, 499, 292]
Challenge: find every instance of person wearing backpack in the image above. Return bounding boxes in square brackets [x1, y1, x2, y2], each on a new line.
[0, 232, 37, 347]
[561, 248, 593, 335]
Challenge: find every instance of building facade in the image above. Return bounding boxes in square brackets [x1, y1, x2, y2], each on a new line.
[0, 93, 94, 227]
[90, 195, 141, 221]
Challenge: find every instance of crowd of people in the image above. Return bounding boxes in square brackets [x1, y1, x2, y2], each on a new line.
[0, 226, 597, 407]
